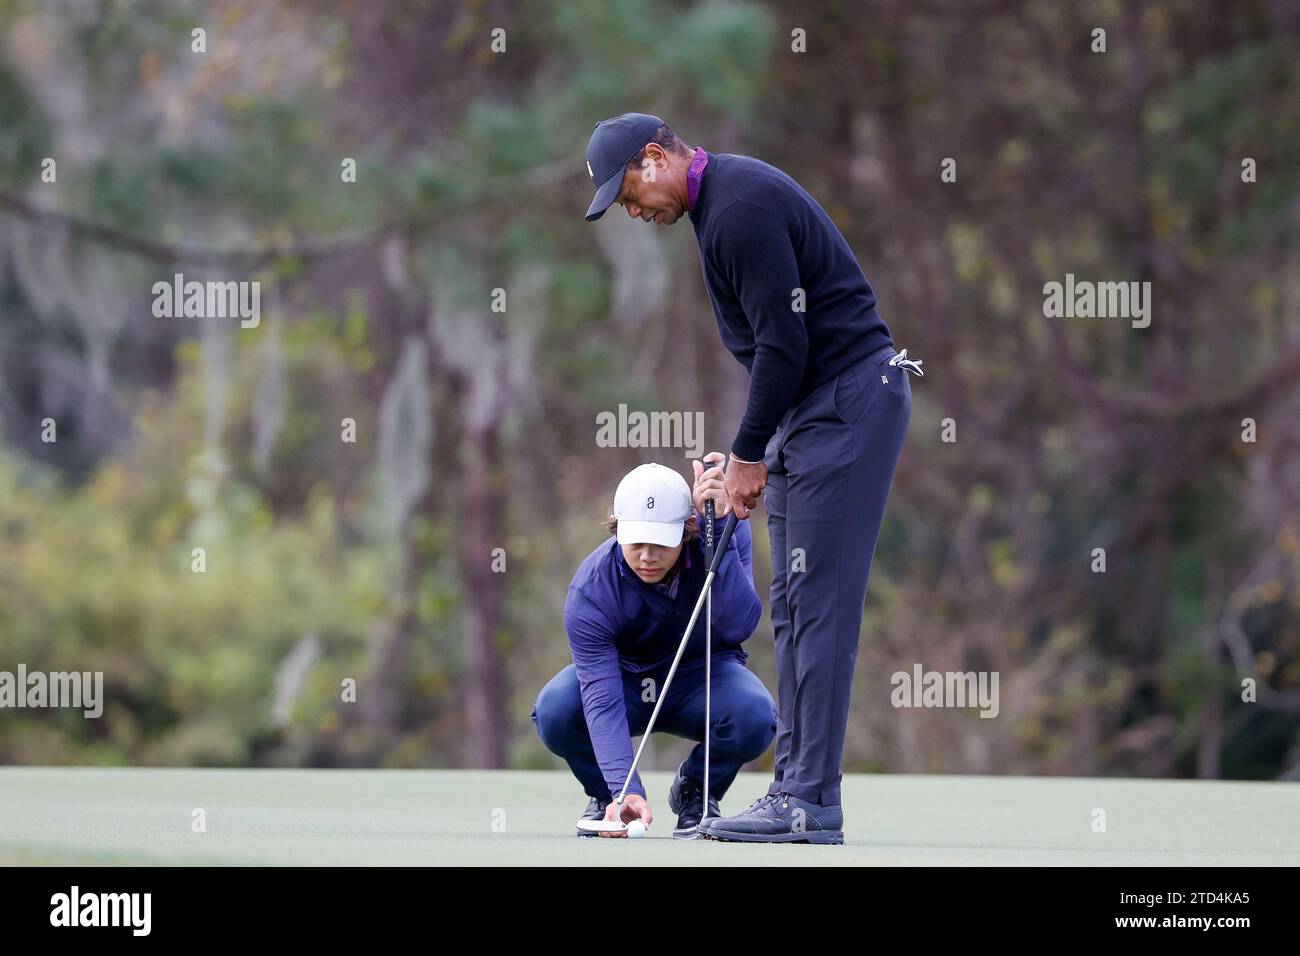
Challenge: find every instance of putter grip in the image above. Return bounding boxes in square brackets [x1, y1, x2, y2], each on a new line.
[706, 512, 738, 576]
[704, 499, 715, 559]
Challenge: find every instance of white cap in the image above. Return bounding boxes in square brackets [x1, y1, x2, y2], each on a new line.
[613, 463, 692, 547]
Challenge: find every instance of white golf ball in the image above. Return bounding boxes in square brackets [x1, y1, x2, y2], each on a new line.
[625, 819, 646, 839]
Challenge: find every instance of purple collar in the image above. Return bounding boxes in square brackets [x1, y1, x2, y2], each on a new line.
[687, 147, 709, 212]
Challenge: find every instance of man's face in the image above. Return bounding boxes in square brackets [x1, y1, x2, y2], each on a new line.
[621, 539, 683, 584]
[615, 145, 684, 226]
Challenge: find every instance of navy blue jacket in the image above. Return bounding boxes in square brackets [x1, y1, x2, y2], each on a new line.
[563, 513, 761, 799]
[689, 151, 894, 461]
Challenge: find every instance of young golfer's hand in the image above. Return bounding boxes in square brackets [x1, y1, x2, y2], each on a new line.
[600, 794, 652, 837]
[692, 452, 729, 516]
[725, 456, 767, 520]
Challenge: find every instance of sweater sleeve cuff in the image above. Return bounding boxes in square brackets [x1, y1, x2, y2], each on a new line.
[730, 426, 770, 464]
[614, 775, 646, 801]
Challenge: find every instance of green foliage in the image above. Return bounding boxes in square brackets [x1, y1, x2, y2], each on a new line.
[541, 0, 771, 118]
[0, 59, 51, 180]
[673, 2, 773, 122]
[0, 346, 384, 765]
[1, 0, 1297, 782]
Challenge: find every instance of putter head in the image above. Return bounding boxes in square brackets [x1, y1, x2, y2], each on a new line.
[671, 824, 701, 840]
[575, 818, 628, 834]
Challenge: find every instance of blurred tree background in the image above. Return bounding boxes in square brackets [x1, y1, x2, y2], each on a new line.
[1, 0, 1298, 781]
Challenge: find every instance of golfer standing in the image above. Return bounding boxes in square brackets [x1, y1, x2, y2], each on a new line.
[583, 113, 922, 843]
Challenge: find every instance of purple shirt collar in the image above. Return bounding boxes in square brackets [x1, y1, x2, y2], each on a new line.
[687, 147, 709, 212]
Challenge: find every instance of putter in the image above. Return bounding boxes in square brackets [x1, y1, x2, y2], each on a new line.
[673, 497, 715, 840]
[576, 509, 739, 836]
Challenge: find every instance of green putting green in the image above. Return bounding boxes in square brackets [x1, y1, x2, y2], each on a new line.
[0, 767, 1293, 865]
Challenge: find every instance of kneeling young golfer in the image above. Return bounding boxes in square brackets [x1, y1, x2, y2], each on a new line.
[532, 456, 777, 838]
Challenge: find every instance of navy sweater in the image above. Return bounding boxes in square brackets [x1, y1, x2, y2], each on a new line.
[689, 152, 894, 462]
[563, 513, 761, 799]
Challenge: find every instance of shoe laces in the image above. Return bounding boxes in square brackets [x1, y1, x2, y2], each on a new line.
[677, 775, 704, 807]
[745, 793, 780, 814]
[762, 791, 794, 814]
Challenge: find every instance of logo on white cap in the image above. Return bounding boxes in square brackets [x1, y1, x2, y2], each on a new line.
[613, 463, 691, 547]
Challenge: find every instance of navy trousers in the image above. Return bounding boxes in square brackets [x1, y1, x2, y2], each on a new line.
[532, 657, 777, 802]
[763, 344, 912, 806]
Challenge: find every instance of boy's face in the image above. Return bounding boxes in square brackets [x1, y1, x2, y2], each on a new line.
[621, 539, 683, 584]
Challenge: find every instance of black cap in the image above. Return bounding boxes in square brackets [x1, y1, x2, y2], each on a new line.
[583, 112, 665, 221]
